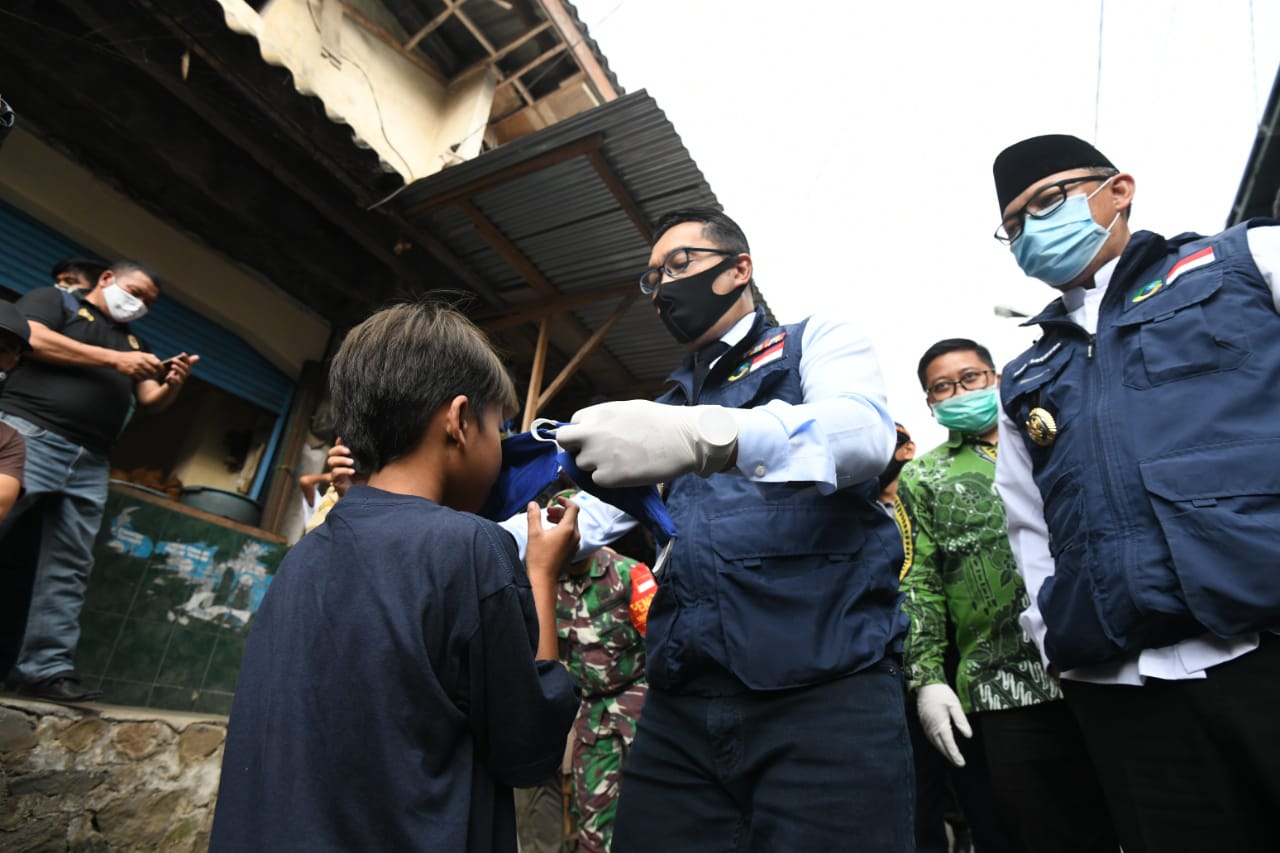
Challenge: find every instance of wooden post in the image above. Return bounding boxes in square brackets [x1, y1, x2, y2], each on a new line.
[258, 360, 326, 534]
[522, 317, 551, 430]
[537, 294, 636, 410]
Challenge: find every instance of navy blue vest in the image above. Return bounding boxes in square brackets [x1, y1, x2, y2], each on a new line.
[1000, 220, 1280, 670]
[646, 308, 907, 694]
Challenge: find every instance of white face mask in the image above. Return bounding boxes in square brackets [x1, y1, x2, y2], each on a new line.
[102, 284, 148, 323]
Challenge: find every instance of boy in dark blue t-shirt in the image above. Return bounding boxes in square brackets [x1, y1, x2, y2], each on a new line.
[211, 302, 581, 852]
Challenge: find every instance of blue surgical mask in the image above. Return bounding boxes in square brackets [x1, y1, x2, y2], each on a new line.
[1012, 177, 1119, 287]
[931, 387, 1000, 435]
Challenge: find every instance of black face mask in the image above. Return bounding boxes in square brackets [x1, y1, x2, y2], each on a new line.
[878, 456, 908, 492]
[653, 256, 743, 344]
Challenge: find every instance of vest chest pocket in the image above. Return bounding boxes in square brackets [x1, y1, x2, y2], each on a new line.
[709, 504, 895, 689]
[1114, 268, 1250, 389]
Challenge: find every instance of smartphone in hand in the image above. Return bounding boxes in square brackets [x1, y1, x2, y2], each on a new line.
[156, 357, 180, 381]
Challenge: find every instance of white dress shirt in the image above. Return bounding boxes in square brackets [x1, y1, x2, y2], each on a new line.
[996, 225, 1280, 685]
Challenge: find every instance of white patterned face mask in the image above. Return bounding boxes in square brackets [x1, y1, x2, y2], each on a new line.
[102, 284, 148, 323]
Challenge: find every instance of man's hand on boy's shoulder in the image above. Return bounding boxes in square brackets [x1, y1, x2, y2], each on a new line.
[524, 497, 580, 581]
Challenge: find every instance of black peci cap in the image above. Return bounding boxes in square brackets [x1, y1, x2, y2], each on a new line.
[993, 134, 1115, 211]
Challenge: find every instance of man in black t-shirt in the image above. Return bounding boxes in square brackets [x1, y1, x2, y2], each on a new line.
[0, 259, 199, 702]
[0, 301, 32, 519]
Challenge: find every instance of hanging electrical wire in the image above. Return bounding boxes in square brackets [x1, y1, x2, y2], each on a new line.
[1249, 0, 1260, 122]
[1094, 0, 1105, 144]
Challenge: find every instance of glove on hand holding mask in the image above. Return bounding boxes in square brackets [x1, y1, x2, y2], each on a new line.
[556, 400, 740, 488]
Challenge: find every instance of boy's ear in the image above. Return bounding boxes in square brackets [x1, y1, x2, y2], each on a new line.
[444, 395, 470, 447]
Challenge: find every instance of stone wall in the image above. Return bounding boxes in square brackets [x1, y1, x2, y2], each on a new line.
[0, 698, 225, 852]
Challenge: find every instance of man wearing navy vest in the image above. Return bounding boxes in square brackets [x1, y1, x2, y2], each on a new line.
[991, 134, 1280, 852]
[558, 209, 912, 852]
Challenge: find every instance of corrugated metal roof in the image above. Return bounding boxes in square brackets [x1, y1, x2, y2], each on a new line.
[396, 90, 772, 412]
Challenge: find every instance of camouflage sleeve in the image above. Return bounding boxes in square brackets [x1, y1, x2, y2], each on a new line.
[898, 466, 949, 691]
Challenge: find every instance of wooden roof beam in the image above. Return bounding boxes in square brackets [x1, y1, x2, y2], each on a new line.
[453, 4, 535, 106]
[536, 0, 618, 103]
[460, 200, 637, 386]
[585, 148, 652, 243]
[456, 20, 552, 78]
[459, 199, 558, 297]
[480, 283, 637, 332]
[337, 0, 449, 85]
[536, 293, 636, 412]
[403, 0, 462, 51]
[495, 42, 567, 91]
[385, 213, 506, 308]
[489, 69, 583, 125]
[402, 131, 604, 215]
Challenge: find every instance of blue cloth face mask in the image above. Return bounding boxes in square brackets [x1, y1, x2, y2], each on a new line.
[478, 420, 677, 546]
[1011, 177, 1118, 287]
[930, 387, 1000, 435]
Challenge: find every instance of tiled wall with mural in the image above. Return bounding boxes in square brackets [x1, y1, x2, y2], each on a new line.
[77, 488, 283, 713]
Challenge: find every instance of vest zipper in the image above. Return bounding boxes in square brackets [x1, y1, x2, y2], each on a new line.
[1089, 291, 1134, 621]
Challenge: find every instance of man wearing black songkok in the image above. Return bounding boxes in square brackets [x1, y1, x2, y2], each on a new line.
[990, 133, 1280, 852]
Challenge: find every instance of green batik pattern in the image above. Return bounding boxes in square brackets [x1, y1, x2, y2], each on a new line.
[899, 436, 1060, 713]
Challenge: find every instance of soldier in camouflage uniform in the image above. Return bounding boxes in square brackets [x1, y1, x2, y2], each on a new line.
[556, 523, 648, 853]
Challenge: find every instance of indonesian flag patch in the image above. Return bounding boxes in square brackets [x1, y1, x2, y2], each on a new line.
[1166, 246, 1216, 286]
[629, 562, 658, 635]
[747, 331, 786, 368]
[729, 331, 787, 381]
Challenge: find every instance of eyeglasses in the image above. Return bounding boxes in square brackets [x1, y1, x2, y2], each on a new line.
[639, 247, 736, 294]
[927, 368, 994, 399]
[994, 174, 1114, 244]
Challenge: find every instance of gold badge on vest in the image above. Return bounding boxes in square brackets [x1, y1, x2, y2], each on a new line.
[1026, 407, 1058, 447]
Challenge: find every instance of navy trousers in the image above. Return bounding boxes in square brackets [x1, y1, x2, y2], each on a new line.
[612, 659, 914, 853]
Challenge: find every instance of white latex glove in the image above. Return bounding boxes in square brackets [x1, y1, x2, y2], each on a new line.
[916, 683, 972, 768]
[556, 400, 739, 488]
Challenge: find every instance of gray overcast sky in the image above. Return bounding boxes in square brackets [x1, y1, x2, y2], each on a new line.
[572, 0, 1279, 448]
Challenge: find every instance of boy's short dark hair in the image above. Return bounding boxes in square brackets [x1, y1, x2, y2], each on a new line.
[330, 301, 518, 474]
[916, 338, 996, 389]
